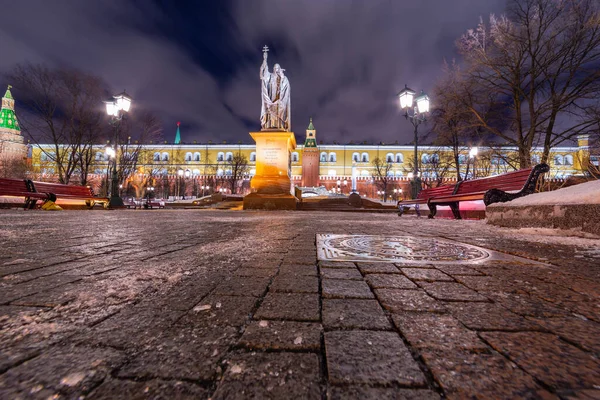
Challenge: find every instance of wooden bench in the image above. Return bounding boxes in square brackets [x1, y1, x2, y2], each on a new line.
[0, 178, 52, 209]
[398, 163, 550, 219]
[32, 181, 109, 209]
[123, 198, 138, 209]
[144, 199, 165, 209]
[397, 184, 456, 216]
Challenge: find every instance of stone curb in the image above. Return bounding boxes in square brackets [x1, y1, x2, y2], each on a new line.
[486, 203, 600, 236]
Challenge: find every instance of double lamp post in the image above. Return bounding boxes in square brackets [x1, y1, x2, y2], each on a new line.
[104, 91, 132, 208]
[397, 84, 430, 201]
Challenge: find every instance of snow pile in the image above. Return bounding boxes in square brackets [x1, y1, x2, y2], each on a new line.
[497, 180, 600, 206]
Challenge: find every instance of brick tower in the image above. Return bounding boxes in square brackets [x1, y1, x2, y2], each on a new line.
[301, 118, 320, 187]
[0, 85, 27, 161]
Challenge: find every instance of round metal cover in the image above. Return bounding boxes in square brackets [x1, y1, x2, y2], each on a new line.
[317, 234, 491, 264]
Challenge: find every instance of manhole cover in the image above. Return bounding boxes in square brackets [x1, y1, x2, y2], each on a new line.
[316, 234, 491, 264]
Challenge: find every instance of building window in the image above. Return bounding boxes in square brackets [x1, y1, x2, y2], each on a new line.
[553, 155, 563, 165]
[328, 169, 336, 176]
[292, 152, 299, 162]
[531, 155, 541, 164]
[329, 152, 337, 162]
[395, 153, 404, 163]
[361, 153, 369, 163]
[162, 152, 169, 161]
[320, 152, 327, 162]
[95, 152, 104, 161]
[250, 152, 256, 162]
[226, 152, 233, 162]
[360, 170, 370, 176]
[217, 168, 224, 176]
[352, 152, 360, 163]
[421, 153, 430, 164]
[153, 152, 161, 161]
[386, 153, 394, 163]
[217, 152, 224, 162]
[185, 152, 193, 161]
[564, 155, 573, 166]
[192, 169, 200, 176]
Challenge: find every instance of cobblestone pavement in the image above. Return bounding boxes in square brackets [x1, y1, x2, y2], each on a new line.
[1, 210, 599, 399]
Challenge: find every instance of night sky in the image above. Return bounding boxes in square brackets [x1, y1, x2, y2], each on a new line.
[1, 0, 506, 144]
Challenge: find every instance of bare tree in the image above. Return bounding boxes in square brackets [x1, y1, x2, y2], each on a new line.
[221, 152, 249, 195]
[371, 157, 393, 200]
[116, 111, 164, 187]
[431, 60, 483, 180]
[8, 63, 109, 184]
[0, 150, 29, 179]
[457, 0, 600, 167]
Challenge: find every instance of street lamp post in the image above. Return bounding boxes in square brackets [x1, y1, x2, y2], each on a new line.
[145, 186, 154, 209]
[104, 91, 132, 208]
[398, 84, 430, 211]
[469, 146, 478, 179]
[104, 145, 115, 197]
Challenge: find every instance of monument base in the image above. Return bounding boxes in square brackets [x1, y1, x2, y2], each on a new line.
[243, 193, 298, 210]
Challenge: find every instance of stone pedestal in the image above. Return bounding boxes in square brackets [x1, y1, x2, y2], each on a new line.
[244, 130, 297, 210]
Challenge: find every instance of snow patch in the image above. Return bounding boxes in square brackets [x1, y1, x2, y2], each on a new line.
[493, 180, 600, 206]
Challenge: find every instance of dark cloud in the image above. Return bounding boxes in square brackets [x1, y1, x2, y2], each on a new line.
[0, 0, 506, 144]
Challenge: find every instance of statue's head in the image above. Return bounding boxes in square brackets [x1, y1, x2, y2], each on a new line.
[274, 64, 282, 75]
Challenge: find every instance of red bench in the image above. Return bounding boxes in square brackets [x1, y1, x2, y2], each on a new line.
[32, 181, 109, 209]
[397, 184, 456, 216]
[398, 164, 550, 219]
[0, 178, 52, 209]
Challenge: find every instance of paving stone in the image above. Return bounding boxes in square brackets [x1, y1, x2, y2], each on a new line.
[90, 378, 209, 399]
[481, 331, 600, 390]
[80, 306, 186, 349]
[0, 346, 125, 399]
[327, 386, 441, 400]
[0, 275, 83, 305]
[323, 299, 392, 330]
[482, 291, 569, 318]
[401, 268, 454, 282]
[366, 273, 418, 289]
[254, 292, 320, 321]
[526, 316, 600, 353]
[435, 265, 485, 276]
[213, 352, 321, 400]
[117, 325, 238, 381]
[324, 330, 425, 386]
[234, 267, 278, 278]
[279, 263, 318, 276]
[213, 276, 270, 297]
[319, 260, 357, 269]
[356, 262, 400, 274]
[375, 289, 447, 313]
[270, 275, 319, 293]
[392, 313, 488, 351]
[10, 288, 76, 307]
[239, 320, 322, 351]
[322, 279, 374, 299]
[557, 389, 600, 399]
[553, 299, 600, 323]
[454, 275, 516, 291]
[283, 255, 316, 265]
[447, 303, 542, 331]
[181, 295, 257, 327]
[240, 260, 281, 269]
[419, 282, 489, 302]
[321, 267, 363, 280]
[421, 349, 551, 398]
